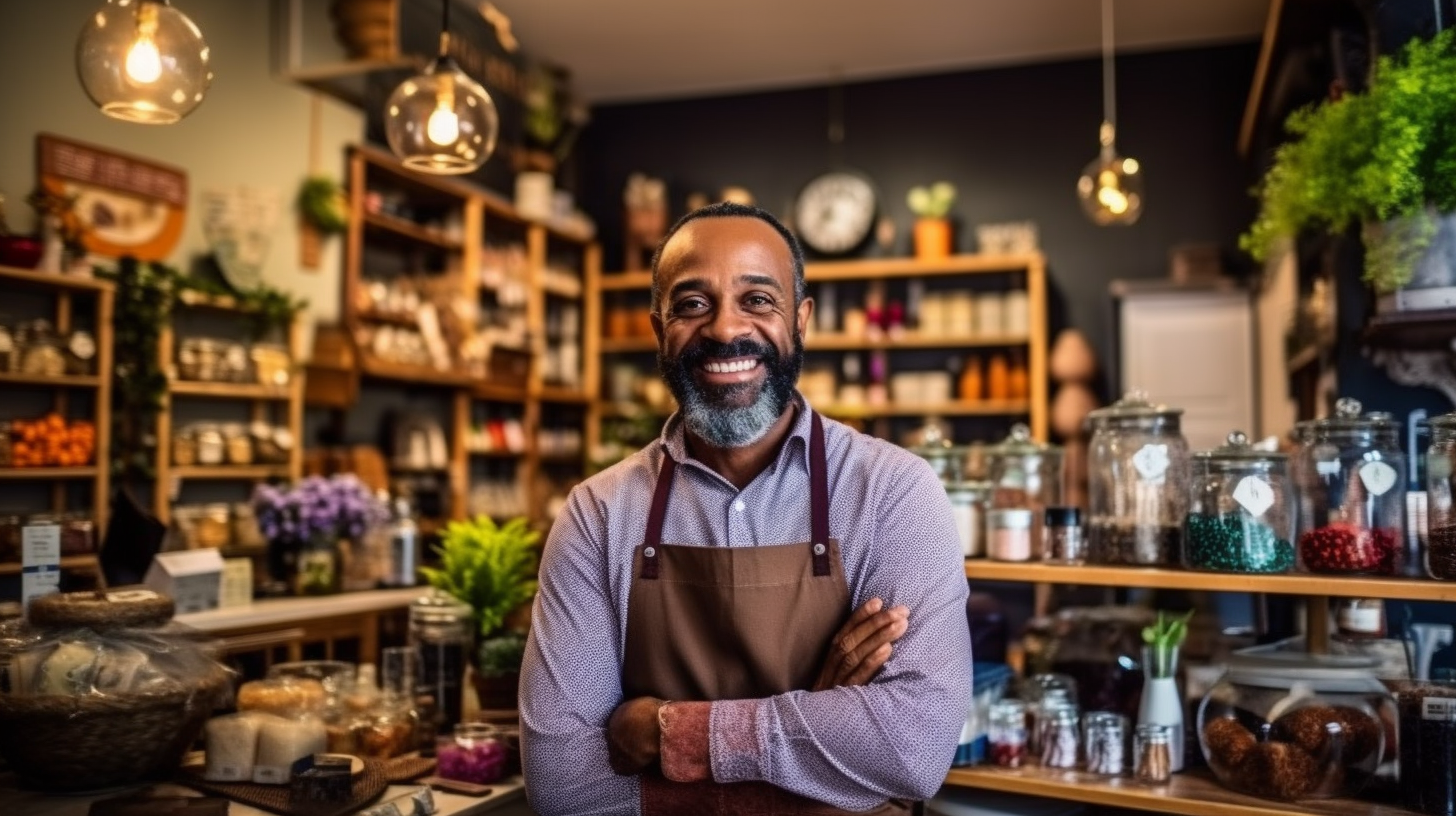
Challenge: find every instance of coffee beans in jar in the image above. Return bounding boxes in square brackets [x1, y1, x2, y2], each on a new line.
[1088, 521, 1181, 565]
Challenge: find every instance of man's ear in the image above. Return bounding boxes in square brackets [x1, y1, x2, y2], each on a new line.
[651, 309, 664, 343]
[796, 295, 814, 338]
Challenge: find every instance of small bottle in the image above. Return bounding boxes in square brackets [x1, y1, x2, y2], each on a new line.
[959, 356, 983, 402]
[1043, 507, 1086, 565]
[987, 699, 1028, 767]
[1134, 724, 1173, 784]
[1083, 712, 1127, 775]
[1007, 352, 1029, 400]
[986, 354, 1010, 401]
[988, 508, 1034, 561]
[385, 495, 420, 587]
[1039, 704, 1080, 768]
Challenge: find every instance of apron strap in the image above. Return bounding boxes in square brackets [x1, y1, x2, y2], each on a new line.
[641, 454, 677, 580]
[810, 412, 831, 577]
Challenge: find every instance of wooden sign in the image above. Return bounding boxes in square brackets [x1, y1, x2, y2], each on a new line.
[36, 133, 188, 260]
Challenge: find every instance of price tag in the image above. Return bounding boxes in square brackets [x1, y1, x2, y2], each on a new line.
[21, 522, 61, 612]
[1132, 444, 1169, 481]
[1316, 460, 1342, 478]
[1424, 697, 1456, 721]
[1358, 461, 1397, 496]
[1233, 476, 1275, 517]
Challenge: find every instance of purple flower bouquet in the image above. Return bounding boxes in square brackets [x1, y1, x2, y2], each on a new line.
[252, 475, 387, 593]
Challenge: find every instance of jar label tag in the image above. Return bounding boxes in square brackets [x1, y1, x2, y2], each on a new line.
[1232, 476, 1274, 516]
[1358, 461, 1397, 496]
[1423, 697, 1456, 721]
[1316, 459, 1342, 478]
[1132, 444, 1169, 481]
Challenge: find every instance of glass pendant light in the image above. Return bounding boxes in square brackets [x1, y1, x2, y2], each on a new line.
[75, 0, 212, 125]
[384, 0, 498, 174]
[1077, 0, 1143, 226]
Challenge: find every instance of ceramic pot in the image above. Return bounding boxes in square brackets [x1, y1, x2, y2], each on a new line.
[914, 218, 952, 260]
[472, 669, 520, 712]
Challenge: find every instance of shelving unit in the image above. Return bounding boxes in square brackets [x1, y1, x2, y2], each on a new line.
[323, 145, 600, 528]
[0, 266, 113, 586]
[596, 252, 1048, 447]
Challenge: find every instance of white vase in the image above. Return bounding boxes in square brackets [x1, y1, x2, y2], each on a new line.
[1138, 646, 1184, 772]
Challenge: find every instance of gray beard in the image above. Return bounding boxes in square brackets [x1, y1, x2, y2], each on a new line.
[679, 381, 783, 448]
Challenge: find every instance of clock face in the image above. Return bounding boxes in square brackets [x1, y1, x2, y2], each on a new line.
[793, 171, 877, 255]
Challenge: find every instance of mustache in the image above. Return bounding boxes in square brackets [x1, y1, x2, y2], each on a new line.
[676, 337, 779, 367]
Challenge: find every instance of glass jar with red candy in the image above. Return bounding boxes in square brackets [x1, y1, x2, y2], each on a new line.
[1426, 411, 1456, 580]
[1292, 398, 1405, 575]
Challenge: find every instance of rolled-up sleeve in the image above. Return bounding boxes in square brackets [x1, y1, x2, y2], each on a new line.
[707, 456, 972, 809]
[520, 493, 639, 816]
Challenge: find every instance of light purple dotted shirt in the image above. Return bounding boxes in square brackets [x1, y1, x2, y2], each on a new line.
[520, 397, 972, 815]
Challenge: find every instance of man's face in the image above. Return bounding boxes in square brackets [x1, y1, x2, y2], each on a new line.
[652, 216, 814, 448]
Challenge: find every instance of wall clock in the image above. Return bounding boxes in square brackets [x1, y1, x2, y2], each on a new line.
[793, 170, 878, 256]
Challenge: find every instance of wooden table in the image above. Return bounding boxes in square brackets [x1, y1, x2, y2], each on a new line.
[0, 776, 533, 816]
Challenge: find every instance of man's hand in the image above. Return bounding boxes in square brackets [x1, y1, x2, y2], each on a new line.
[812, 597, 909, 691]
[606, 695, 665, 775]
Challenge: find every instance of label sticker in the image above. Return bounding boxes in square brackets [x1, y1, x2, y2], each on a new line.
[1233, 476, 1275, 517]
[1358, 461, 1397, 496]
[1132, 444, 1170, 481]
[1423, 697, 1456, 721]
[1316, 460, 1342, 478]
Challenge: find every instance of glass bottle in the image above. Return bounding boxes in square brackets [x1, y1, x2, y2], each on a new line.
[1293, 398, 1406, 575]
[1134, 724, 1173, 784]
[1184, 431, 1295, 573]
[945, 481, 992, 558]
[411, 592, 474, 732]
[1083, 711, 1127, 774]
[1042, 506, 1086, 565]
[384, 495, 420, 587]
[985, 423, 1064, 556]
[1085, 390, 1190, 566]
[1426, 411, 1456, 579]
[959, 355, 983, 402]
[1038, 703, 1080, 768]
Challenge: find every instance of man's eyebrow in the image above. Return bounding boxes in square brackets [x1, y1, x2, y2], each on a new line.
[739, 274, 784, 292]
[667, 277, 709, 300]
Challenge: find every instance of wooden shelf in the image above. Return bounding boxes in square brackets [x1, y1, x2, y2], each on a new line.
[467, 449, 527, 458]
[0, 555, 100, 577]
[362, 211, 464, 251]
[355, 308, 419, 327]
[0, 266, 113, 293]
[472, 382, 530, 402]
[169, 380, 293, 400]
[0, 466, 98, 480]
[537, 386, 592, 404]
[943, 766, 1418, 816]
[822, 400, 1029, 418]
[0, 372, 101, 388]
[600, 271, 654, 291]
[360, 355, 473, 388]
[964, 559, 1456, 602]
[539, 452, 585, 464]
[600, 337, 657, 352]
[170, 465, 292, 481]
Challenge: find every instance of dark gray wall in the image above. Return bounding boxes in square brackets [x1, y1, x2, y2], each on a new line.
[577, 43, 1263, 399]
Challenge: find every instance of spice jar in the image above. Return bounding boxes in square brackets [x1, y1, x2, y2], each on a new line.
[173, 426, 198, 466]
[195, 424, 225, 465]
[18, 321, 65, 377]
[1086, 391, 1190, 565]
[1134, 724, 1173, 784]
[985, 423, 1063, 555]
[1293, 398, 1405, 575]
[223, 423, 253, 465]
[1185, 431, 1295, 573]
[988, 508, 1033, 561]
[1042, 506, 1086, 565]
[58, 513, 95, 556]
[1083, 711, 1127, 774]
[1038, 702, 1080, 768]
[945, 481, 991, 558]
[1397, 682, 1456, 815]
[437, 722, 507, 784]
[65, 330, 96, 376]
[988, 699, 1028, 767]
[1426, 412, 1456, 579]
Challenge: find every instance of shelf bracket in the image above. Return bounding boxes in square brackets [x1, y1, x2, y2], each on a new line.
[1365, 346, 1456, 407]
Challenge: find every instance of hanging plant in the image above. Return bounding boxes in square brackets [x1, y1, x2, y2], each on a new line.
[100, 257, 181, 483]
[296, 175, 348, 235]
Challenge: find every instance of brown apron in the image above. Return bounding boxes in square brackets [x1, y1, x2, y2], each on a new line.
[622, 412, 911, 816]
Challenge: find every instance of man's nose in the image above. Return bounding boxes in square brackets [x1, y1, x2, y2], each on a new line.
[701, 303, 752, 345]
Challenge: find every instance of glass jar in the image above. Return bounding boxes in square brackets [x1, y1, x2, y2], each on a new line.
[1134, 724, 1173, 785]
[1185, 431, 1295, 574]
[223, 423, 253, 465]
[987, 508, 1033, 561]
[1042, 506, 1085, 565]
[172, 426, 198, 466]
[0, 324, 14, 372]
[987, 698, 1028, 767]
[58, 512, 95, 556]
[1396, 682, 1456, 815]
[1196, 653, 1395, 801]
[1293, 398, 1406, 575]
[1083, 711, 1127, 774]
[1427, 412, 1456, 579]
[195, 424, 225, 465]
[1086, 390, 1190, 566]
[985, 423, 1063, 556]
[17, 320, 65, 377]
[437, 722, 507, 784]
[65, 330, 96, 376]
[410, 592, 475, 732]
[1038, 702, 1080, 768]
[945, 480, 991, 558]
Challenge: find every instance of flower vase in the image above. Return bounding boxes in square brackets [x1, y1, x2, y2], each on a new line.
[295, 536, 340, 596]
[1138, 645, 1184, 772]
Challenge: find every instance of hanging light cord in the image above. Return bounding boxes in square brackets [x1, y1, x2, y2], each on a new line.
[1100, 0, 1117, 147]
[439, 0, 451, 57]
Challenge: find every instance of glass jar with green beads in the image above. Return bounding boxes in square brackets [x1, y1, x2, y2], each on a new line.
[1183, 430, 1295, 574]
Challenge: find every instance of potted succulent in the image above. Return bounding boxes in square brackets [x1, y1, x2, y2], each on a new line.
[1241, 29, 1456, 311]
[420, 515, 540, 711]
[907, 181, 957, 260]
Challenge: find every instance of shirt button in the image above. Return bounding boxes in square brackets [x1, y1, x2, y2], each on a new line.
[813, 543, 826, 556]
[734, 500, 746, 512]
[644, 546, 656, 558]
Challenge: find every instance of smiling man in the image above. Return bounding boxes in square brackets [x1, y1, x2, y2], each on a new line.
[520, 202, 971, 816]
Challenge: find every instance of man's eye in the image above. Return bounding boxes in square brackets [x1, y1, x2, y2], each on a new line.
[673, 298, 708, 315]
[745, 294, 774, 309]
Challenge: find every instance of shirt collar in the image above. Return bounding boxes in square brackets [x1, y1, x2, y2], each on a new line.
[659, 392, 815, 477]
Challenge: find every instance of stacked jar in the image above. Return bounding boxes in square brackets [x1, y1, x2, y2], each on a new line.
[1085, 391, 1190, 566]
[1184, 431, 1295, 573]
[1293, 399, 1405, 575]
[984, 423, 1063, 559]
[1427, 412, 1456, 579]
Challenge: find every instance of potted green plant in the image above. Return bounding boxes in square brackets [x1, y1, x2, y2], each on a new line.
[420, 515, 540, 711]
[1242, 29, 1456, 311]
[907, 181, 957, 260]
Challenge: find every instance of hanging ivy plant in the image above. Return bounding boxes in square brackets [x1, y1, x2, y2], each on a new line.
[296, 175, 349, 235]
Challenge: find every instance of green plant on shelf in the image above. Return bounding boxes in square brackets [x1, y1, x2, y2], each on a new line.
[1142, 609, 1192, 679]
[420, 515, 541, 676]
[296, 175, 349, 235]
[907, 182, 956, 219]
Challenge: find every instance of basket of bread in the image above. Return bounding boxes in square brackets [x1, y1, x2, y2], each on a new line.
[0, 587, 232, 791]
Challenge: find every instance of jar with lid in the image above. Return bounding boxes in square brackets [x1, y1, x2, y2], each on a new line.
[1038, 702, 1080, 768]
[1185, 431, 1295, 573]
[1293, 398, 1406, 575]
[410, 592, 474, 732]
[194, 423, 225, 465]
[58, 512, 95, 556]
[1397, 681, 1456, 815]
[987, 699, 1028, 766]
[172, 426, 198, 466]
[1086, 390, 1190, 565]
[1042, 506, 1085, 565]
[1426, 411, 1456, 579]
[17, 320, 65, 377]
[987, 508, 1033, 561]
[223, 423, 253, 465]
[1134, 724, 1173, 784]
[1196, 652, 1395, 801]
[984, 423, 1063, 555]
[437, 722, 508, 784]
[65, 330, 96, 375]
[1083, 711, 1127, 774]
[945, 481, 992, 558]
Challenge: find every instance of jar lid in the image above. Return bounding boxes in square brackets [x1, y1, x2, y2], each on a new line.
[985, 423, 1062, 457]
[1431, 412, 1456, 431]
[988, 508, 1034, 528]
[1222, 651, 1387, 692]
[1044, 506, 1082, 526]
[1310, 397, 1399, 434]
[27, 587, 175, 629]
[1086, 389, 1183, 422]
[411, 590, 473, 623]
[1194, 430, 1286, 465]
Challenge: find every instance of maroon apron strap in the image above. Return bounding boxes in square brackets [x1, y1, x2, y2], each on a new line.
[641, 453, 677, 580]
[810, 412, 831, 577]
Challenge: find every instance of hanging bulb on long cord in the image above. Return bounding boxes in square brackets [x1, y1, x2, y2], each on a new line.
[75, 0, 212, 124]
[384, 0, 498, 174]
[1077, 0, 1143, 226]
